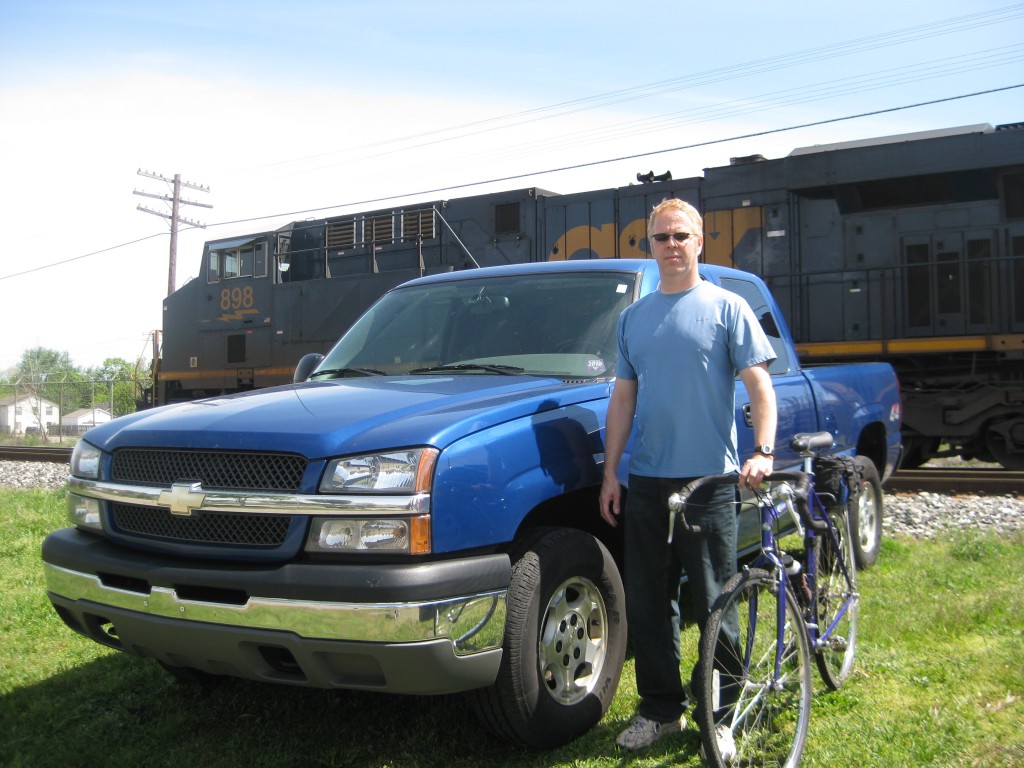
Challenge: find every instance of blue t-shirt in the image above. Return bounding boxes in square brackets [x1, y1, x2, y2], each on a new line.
[615, 281, 776, 477]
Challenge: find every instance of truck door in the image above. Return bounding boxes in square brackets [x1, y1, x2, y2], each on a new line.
[719, 275, 818, 470]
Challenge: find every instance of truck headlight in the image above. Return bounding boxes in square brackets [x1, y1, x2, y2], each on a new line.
[67, 494, 103, 530]
[71, 441, 102, 479]
[320, 448, 438, 493]
[306, 515, 431, 554]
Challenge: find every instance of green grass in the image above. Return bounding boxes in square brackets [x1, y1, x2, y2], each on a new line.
[2, 488, 1022, 767]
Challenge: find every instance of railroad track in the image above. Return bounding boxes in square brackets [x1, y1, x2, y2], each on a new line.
[0, 445, 73, 463]
[886, 467, 1024, 495]
[2, 445, 1021, 494]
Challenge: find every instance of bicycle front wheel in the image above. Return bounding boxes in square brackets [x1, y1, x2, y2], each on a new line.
[814, 506, 859, 690]
[695, 567, 813, 768]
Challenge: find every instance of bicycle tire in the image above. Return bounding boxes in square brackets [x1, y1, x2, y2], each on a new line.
[813, 506, 859, 690]
[695, 567, 813, 768]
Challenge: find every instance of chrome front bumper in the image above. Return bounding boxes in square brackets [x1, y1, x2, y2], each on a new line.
[44, 562, 507, 654]
[42, 528, 510, 694]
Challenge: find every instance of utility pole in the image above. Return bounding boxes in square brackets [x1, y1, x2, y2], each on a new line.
[134, 170, 212, 295]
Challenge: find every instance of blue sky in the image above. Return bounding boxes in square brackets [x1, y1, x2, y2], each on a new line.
[1, 0, 1022, 370]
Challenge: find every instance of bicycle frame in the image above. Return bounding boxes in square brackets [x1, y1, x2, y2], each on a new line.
[751, 454, 859, 674]
[673, 433, 863, 767]
[804, 485, 858, 653]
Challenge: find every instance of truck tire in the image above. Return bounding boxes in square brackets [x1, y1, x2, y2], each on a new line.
[849, 456, 884, 569]
[467, 527, 626, 748]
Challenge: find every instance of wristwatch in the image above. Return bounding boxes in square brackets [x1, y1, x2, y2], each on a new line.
[755, 444, 774, 457]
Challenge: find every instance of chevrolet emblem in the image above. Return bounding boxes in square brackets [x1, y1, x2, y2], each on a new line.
[158, 482, 207, 517]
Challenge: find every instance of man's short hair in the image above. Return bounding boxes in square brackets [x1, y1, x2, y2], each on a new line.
[648, 198, 703, 239]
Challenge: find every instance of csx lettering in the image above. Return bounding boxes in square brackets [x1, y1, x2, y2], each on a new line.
[548, 219, 650, 260]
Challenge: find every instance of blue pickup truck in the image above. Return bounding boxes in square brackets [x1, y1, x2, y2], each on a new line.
[42, 259, 900, 748]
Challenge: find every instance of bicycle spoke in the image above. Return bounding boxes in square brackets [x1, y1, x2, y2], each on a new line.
[696, 568, 812, 768]
[686, 466, 863, 768]
[814, 506, 859, 689]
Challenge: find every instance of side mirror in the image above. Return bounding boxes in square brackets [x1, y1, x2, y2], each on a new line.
[293, 353, 324, 383]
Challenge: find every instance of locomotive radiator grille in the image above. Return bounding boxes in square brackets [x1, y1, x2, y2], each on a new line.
[111, 503, 291, 547]
[111, 449, 307, 491]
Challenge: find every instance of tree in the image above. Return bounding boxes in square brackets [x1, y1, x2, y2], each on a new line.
[87, 358, 143, 417]
[2, 348, 148, 441]
[12, 347, 76, 441]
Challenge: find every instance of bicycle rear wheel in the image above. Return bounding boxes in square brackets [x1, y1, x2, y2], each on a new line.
[695, 568, 812, 768]
[814, 507, 859, 690]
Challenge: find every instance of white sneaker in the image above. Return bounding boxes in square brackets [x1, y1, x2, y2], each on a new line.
[615, 714, 685, 751]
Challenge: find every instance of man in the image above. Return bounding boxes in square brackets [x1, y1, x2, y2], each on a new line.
[599, 197, 777, 753]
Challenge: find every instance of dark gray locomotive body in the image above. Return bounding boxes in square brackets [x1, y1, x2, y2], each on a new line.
[157, 122, 1024, 468]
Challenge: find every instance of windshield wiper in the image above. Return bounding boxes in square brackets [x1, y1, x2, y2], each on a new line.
[310, 367, 386, 378]
[410, 363, 524, 376]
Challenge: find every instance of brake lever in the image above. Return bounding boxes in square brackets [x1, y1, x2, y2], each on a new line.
[667, 492, 702, 542]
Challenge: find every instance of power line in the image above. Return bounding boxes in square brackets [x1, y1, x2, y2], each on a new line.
[453, 46, 1024, 170]
[203, 84, 1024, 229]
[1, 83, 1021, 283]
[0, 232, 166, 281]
[233, 4, 1024, 178]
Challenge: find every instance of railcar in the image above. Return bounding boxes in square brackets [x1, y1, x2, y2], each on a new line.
[155, 122, 1024, 468]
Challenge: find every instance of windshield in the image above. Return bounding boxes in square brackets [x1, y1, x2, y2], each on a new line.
[313, 270, 638, 380]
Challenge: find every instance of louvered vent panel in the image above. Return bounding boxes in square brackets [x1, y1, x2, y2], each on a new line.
[365, 214, 394, 245]
[402, 209, 435, 241]
[326, 219, 357, 250]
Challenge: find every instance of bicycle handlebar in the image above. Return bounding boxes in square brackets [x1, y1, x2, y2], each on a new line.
[667, 471, 827, 537]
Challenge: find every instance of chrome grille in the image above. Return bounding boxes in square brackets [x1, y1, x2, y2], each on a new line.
[111, 503, 291, 546]
[111, 449, 307, 491]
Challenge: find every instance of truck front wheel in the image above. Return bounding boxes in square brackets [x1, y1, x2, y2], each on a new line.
[468, 527, 626, 748]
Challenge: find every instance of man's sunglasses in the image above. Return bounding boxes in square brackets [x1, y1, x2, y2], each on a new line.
[651, 232, 698, 243]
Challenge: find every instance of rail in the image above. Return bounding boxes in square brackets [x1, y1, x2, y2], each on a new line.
[0, 445, 73, 463]
[886, 468, 1024, 495]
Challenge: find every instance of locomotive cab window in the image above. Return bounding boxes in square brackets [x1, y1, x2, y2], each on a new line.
[207, 240, 268, 283]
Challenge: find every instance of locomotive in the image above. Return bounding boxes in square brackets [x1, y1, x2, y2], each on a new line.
[156, 121, 1024, 469]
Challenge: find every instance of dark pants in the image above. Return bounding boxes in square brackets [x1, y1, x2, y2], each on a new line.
[624, 474, 739, 723]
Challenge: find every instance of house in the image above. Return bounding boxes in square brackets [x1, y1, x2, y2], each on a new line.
[0, 394, 60, 435]
[62, 406, 113, 435]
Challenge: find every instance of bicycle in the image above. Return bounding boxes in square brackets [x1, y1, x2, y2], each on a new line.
[668, 431, 862, 768]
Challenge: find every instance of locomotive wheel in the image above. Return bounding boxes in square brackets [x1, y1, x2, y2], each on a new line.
[467, 527, 626, 748]
[986, 420, 1024, 470]
[899, 435, 939, 469]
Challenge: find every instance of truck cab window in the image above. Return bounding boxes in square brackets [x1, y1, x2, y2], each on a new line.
[719, 276, 791, 375]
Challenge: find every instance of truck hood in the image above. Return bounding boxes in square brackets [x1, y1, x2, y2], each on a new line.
[86, 375, 612, 458]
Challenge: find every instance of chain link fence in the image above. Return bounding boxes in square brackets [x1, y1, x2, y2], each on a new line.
[0, 377, 147, 445]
